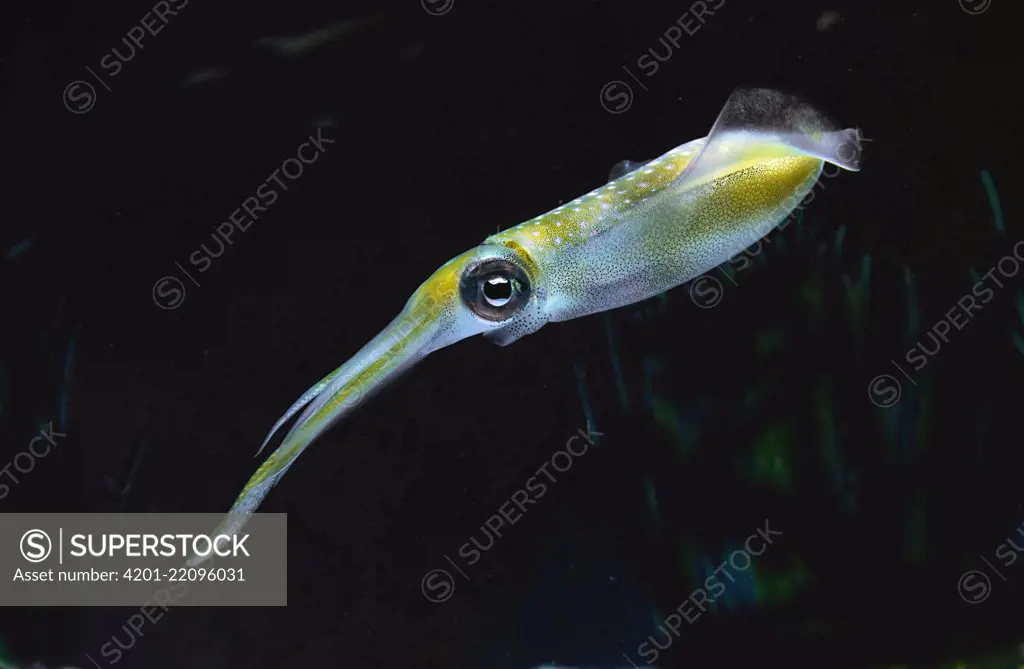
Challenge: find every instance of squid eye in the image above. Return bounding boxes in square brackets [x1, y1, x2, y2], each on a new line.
[483, 276, 513, 307]
[460, 258, 531, 322]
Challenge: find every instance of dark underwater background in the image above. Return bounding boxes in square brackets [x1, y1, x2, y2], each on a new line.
[1, 0, 1020, 667]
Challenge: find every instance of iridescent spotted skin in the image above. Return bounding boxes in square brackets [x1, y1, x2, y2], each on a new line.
[191, 89, 862, 557]
[484, 139, 707, 325]
[483, 136, 823, 327]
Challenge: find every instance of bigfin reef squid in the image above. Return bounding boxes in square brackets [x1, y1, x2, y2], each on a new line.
[189, 88, 862, 561]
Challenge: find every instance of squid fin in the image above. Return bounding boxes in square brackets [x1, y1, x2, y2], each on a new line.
[608, 159, 652, 181]
[671, 87, 862, 193]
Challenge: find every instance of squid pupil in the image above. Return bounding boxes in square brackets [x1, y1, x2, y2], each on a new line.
[483, 275, 512, 305]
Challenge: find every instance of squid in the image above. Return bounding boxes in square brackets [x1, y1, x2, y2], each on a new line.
[191, 88, 862, 558]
